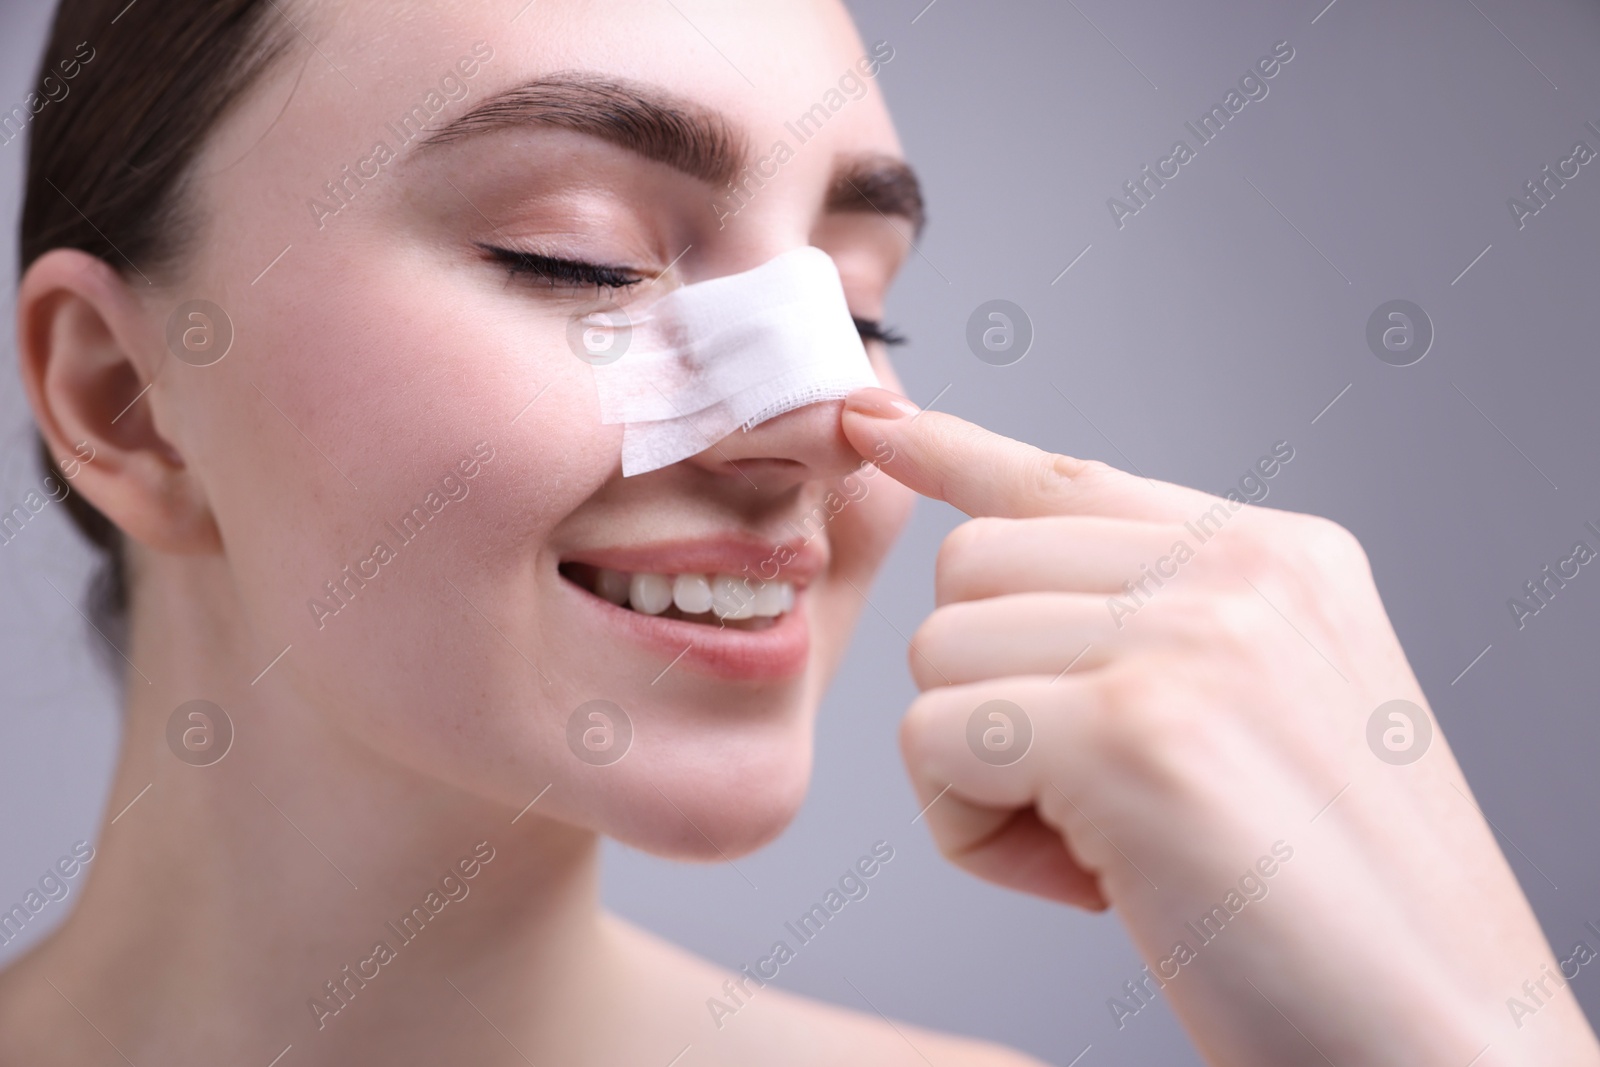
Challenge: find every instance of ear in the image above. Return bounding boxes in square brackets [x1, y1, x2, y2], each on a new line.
[15, 249, 221, 555]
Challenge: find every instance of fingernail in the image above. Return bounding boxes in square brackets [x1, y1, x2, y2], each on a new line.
[844, 387, 919, 420]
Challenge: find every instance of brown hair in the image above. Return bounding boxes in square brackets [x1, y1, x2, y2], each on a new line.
[19, 0, 297, 646]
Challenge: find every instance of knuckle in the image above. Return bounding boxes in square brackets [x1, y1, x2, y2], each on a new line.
[907, 604, 965, 685]
[1209, 520, 1278, 583]
[904, 641, 938, 689]
[1207, 513, 1316, 584]
[1027, 450, 1103, 503]
[1061, 456, 1118, 493]
[1089, 666, 1224, 792]
[1298, 514, 1368, 573]
[1094, 670, 1178, 745]
[1039, 455, 1123, 513]
[909, 603, 956, 658]
[1021, 449, 1068, 501]
[897, 694, 931, 754]
[898, 691, 948, 768]
[935, 517, 1006, 601]
[1225, 513, 1368, 609]
[1209, 590, 1270, 651]
[1068, 455, 1117, 480]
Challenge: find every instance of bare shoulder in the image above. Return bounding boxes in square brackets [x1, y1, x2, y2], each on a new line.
[752, 989, 1052, 1067]
[604, 914, 1048, 1067]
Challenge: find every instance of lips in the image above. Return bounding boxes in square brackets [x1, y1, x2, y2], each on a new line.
[557, 536, 825, 681]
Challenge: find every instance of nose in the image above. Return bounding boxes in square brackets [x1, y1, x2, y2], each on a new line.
[682, 399, 865, 490]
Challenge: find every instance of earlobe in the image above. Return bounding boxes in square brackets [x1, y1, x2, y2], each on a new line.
[16, 248, 221, 555]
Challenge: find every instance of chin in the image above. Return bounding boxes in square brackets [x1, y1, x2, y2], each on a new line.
[588, 732, 817, 861]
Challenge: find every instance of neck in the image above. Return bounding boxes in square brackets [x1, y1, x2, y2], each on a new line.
[7, 555, 617, 1063]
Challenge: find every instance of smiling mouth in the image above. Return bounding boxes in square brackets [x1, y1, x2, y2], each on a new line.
[559, 562, 796, 632]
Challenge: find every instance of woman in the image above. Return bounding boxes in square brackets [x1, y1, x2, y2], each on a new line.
[2, 0, 1596, 1063]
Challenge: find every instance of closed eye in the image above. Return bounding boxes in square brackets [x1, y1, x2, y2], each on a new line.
[477, 243, 644, 291]
[480, 243, 905, 347]
[852, 316, 906, 346]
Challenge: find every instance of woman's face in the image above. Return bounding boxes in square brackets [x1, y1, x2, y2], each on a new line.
[156, 0, 917, 854]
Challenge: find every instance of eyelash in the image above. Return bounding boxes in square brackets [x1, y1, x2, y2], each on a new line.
[479, 243, 906, 346]
[852, 316, 907, 347]
[479, 244, 644, 291]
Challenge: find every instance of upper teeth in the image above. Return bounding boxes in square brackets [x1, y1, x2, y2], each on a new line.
[598, 568, 794, 619]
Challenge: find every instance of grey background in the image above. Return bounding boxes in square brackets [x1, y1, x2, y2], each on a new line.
[4, 0, 1599, 1062]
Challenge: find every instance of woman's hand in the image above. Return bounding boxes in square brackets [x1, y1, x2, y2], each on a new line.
[839, 387, 1600, 1067]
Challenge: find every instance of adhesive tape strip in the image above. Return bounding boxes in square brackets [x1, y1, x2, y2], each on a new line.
[588, 245, 880, 476]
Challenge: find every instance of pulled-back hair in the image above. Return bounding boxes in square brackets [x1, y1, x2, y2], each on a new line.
[18, 0, 297, 646]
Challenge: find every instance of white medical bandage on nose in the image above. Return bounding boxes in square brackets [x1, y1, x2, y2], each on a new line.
[586, 246, 881, 476]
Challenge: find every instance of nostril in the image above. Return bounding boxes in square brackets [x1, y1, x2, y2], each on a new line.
[686, 401, 864, 487]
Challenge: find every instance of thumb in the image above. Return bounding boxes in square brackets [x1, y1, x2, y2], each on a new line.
[839, 387, 1203, 521]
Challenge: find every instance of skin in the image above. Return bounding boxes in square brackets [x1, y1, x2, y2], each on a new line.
[2, 0, 1596, 1064]
[1, 1, 982, 1063]
[838, 393, 1600, 1065]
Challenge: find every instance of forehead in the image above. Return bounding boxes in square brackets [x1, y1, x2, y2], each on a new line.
[296, 0, 902, 155]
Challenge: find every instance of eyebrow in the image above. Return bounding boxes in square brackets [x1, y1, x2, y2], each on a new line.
[826, 154, 926, 239]
[420, 72, 925, 236]
[421, 72, 746, 185]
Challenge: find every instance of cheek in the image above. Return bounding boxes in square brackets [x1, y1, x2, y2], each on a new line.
[189, 256, 621, 797]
